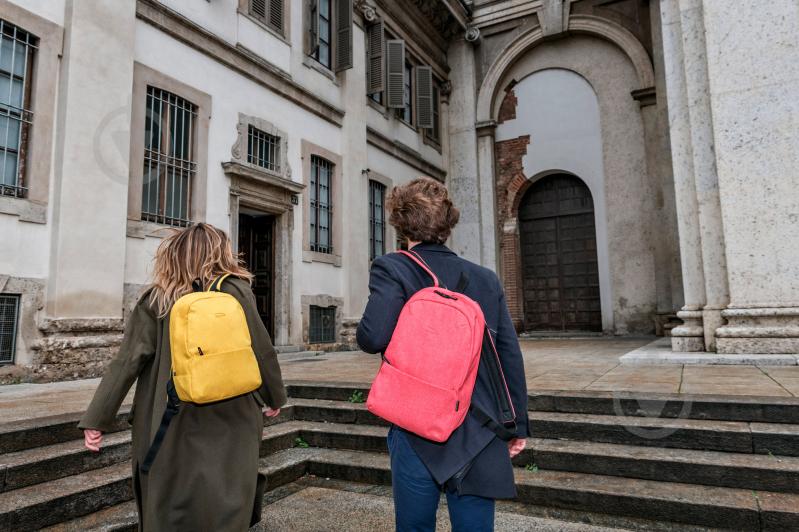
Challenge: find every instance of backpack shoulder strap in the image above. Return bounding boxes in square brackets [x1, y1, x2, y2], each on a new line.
[397, 250, 439, 287]
[207, 273, 232, 292]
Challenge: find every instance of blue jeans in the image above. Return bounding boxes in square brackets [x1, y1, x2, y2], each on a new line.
[387, 426, 495, 532]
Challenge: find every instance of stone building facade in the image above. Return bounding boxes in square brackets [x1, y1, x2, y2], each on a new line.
[1, 0, 797, 380]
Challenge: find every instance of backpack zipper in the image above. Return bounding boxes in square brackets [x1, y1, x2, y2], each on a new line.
[197, 346, 205, 356]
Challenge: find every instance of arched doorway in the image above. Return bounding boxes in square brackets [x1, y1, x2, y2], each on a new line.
[519, 173, 601, 331]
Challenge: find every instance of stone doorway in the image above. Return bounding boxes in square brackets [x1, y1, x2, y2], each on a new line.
[519, 173, 601, 332]
[238, 210, 276, 339]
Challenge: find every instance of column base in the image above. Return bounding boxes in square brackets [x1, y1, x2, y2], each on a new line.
[338, 317, 360, 352]
[716, 307, 799, 354]
[671, 309, 705, 352]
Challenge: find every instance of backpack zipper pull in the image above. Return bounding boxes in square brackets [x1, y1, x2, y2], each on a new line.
[198, 346, 204, 356]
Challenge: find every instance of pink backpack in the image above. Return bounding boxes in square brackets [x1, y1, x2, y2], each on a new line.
[366, 250, 516, 443]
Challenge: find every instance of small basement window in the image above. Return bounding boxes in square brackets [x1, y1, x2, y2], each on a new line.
[309, 305, 335, 343]
[0, 294, 20, 364]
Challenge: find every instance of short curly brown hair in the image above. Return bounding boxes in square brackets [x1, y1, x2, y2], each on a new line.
[387, 177, 460, 244]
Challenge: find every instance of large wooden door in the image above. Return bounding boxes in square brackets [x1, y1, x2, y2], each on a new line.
[519, 174, 601, 332]
[238, 213, 275, 338]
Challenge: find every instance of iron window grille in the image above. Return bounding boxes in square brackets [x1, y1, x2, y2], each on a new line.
[369, 180, 386, 260]
[0, 294, 20, 364]
[247, 125, 280, 173]
[310, 154, 333, 254]
[142, 86, 197, 227]
[314, 0, 332, 68]
[0, 20, 36, 199]
[309, 305, 336, 343]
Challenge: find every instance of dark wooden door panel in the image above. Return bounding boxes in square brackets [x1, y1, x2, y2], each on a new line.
[239, 213, 276, 338]
[519, 174, 601, 332]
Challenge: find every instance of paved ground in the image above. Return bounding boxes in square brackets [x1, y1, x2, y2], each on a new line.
[254, 479, 625, 532]
[2, 338, 799, 423]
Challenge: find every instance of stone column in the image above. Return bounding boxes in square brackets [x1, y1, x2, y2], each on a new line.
[39, 0, 136, 378]
[678, 0, 729, 351]
[446, 38, 484, 265]
[660, 0, 706, 351]
[475, 123, 499, 272]
[701, 0, 799, 354]
[340, 20, 370, 350]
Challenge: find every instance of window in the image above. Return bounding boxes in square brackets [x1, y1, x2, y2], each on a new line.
[309, 305, 336, 343]
[425, 83, 441, 144]
[0, 294, 19, 364]
[249, 0, 284, 34]
[308, 0, 353, 72]
[314, 0, 332, 68]
[142, 86, 197, 227]
[396, 61, 413, 124]
[369, 180, 386, 260]
[310, 155, 333, 253]
[247, 125, 280, 173]
[0, 20, 36, 199]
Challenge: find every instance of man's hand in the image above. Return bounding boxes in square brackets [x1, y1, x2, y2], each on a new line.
[264, 407, 281, 418]
[84, 429, 103, 452]
[508, 437, 526, 458]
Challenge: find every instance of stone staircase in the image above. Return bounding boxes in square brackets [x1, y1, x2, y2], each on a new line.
[2, 383, 799, 531]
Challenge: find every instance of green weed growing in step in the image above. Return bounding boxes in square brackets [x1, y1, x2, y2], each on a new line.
[348, 390, 365, 403]
[525, 463, 538, 473]
[294, 437, 310, 448]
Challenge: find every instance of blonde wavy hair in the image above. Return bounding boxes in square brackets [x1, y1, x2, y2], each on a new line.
[148, 223, 253, 317]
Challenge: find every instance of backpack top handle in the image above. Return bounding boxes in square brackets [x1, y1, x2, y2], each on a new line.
[207, 273, 232, 292]
[397, 250, 439, 288]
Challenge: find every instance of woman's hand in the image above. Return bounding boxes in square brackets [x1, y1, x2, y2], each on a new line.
[84, 429, 103, 452]
[264, 407, 281, 418]
[508, 438, 526, 458]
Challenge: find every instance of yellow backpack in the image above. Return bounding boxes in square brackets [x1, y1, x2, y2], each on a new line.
[169, 273, 263, 404]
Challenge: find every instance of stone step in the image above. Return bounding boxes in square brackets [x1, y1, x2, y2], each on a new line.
[285, 381, 371, 402]
[531, 411, 799, 455]
[289, 397, 385, 426]
[0, 409, 131, 454]
[516, 438, 799, 493]
[0, 431, 132, 492]
[41, 501, 137, 532]
[529, 391, 799, 424]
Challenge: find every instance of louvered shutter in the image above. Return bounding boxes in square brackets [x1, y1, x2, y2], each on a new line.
[415, 66, 434, 128]
[250, 0, 267, 22]
[308, 0, 319, 55]
[386, 39, 405, 109]
[269, 0, 283, 32]
[334, 0, 353, 71]
[366, 20, 384, 94]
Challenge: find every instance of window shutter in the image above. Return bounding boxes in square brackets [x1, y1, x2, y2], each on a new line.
[308, 0, 319, 55]
[415, 66, 434, 129]
[366, 20, 384, 95]
[250, 0, 267, 22]
[334, 0, 353, 71]
[386, 40, 405, 109]
[269, 0, 283, 32]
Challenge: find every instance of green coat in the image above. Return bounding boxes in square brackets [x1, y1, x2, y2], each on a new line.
[79, 277, 287, 532]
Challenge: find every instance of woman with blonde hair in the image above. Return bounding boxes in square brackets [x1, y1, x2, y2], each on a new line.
[79, 223, 286, 531]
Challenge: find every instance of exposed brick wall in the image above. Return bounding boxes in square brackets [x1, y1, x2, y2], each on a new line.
[497, 87, 518, 124]
[494, 135, 530, 329]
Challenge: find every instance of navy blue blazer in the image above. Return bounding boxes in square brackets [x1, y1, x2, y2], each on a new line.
[357, 242, 530, 499]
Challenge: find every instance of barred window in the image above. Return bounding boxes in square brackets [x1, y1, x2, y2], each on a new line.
[0, 294, 20, 364]
[309, 305, 336, 343]
[142, 86, 197, 227]
[247, 125, 280, 173]
[0, 20, 36, 199]
[369, 180, 386, 260]
[310, 155, 333, 254]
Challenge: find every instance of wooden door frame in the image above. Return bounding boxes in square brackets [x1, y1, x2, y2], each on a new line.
[238, 211, 277, 338]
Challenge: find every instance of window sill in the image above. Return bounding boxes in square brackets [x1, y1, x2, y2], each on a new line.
[423, 134, 442, 153]
[302, 249, 342, 267]
[126, 219, 182, 240]
[367, 97, 389, 119]
[0, 196, 46, 224]
[302, 55, 339, 85]
[237, 9, 290, 46]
